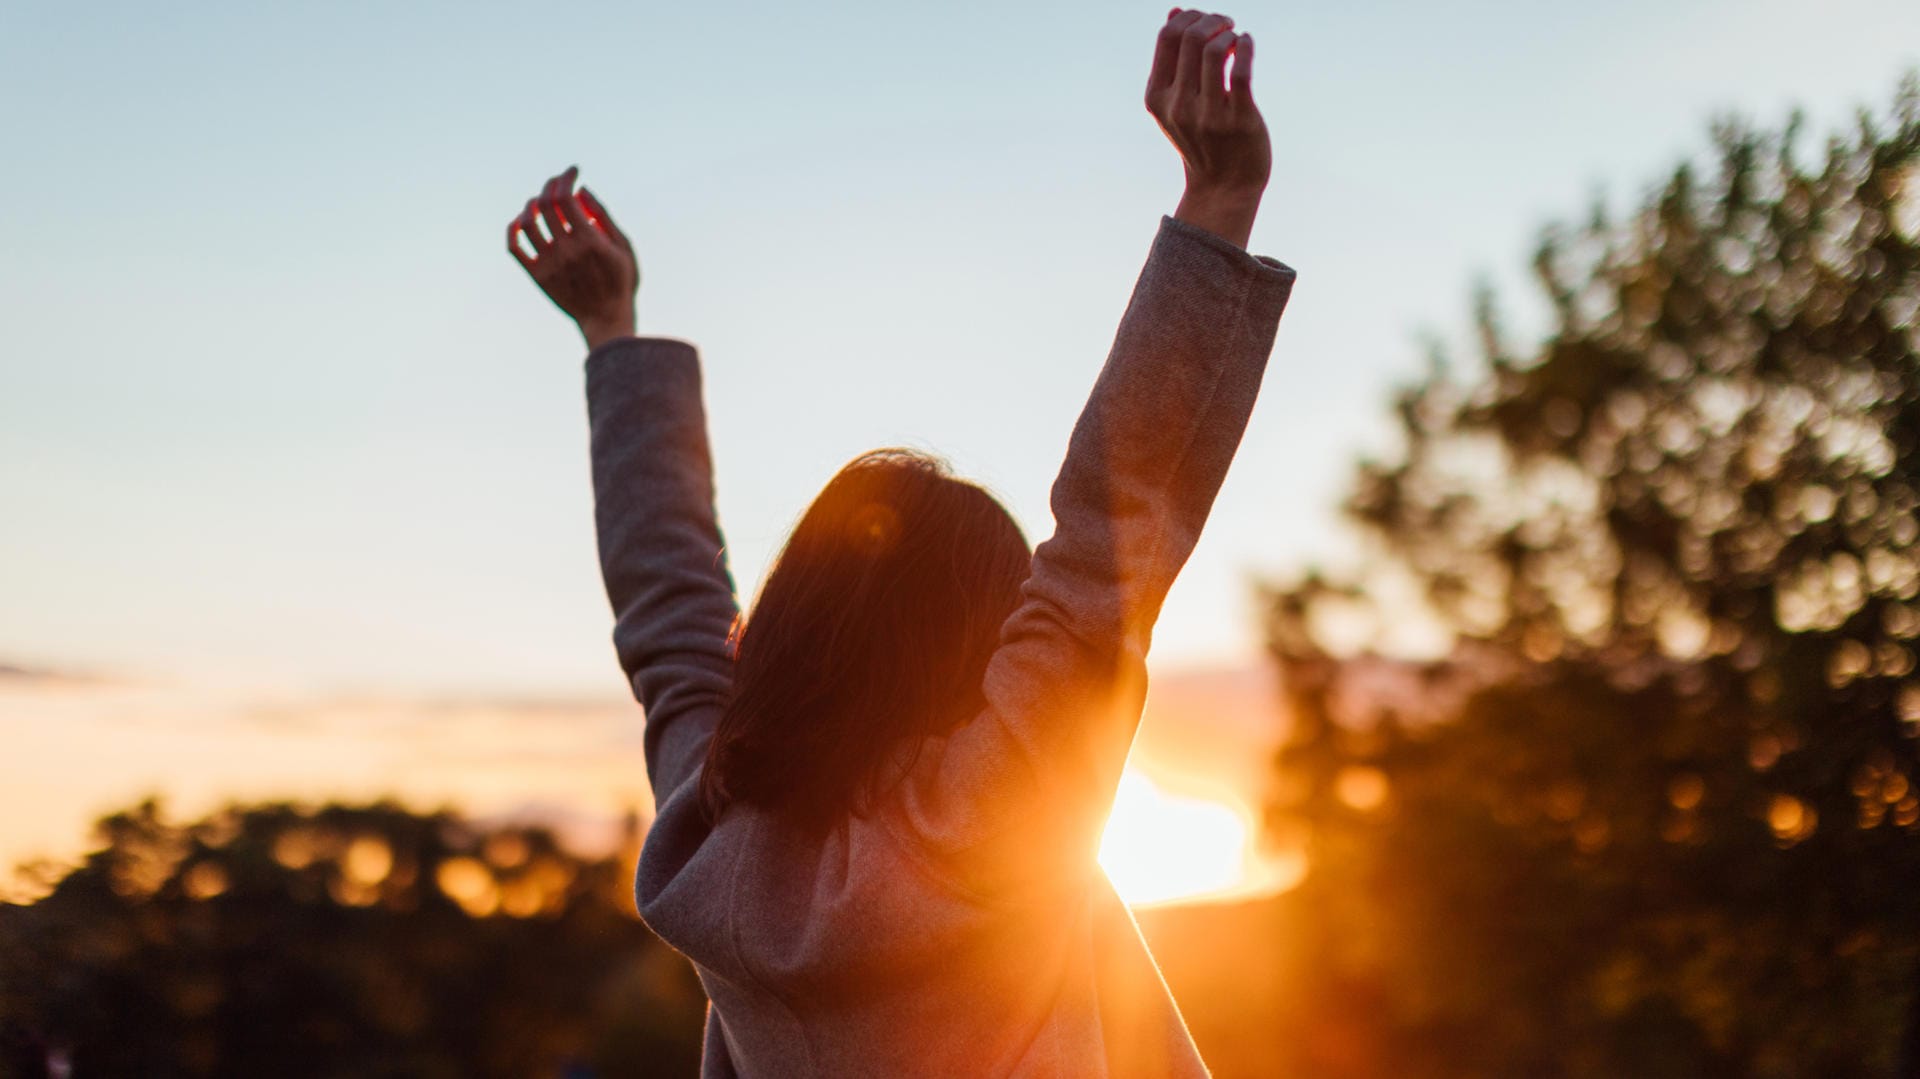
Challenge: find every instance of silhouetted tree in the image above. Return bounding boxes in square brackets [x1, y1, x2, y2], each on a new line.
[1264, 77, 1920, 1078]
[0, 799, 705, 1078]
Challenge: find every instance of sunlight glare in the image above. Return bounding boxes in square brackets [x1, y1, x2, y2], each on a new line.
[1100, 769, 1262, 907]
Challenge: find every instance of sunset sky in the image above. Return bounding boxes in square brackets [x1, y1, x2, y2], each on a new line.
[5, 1, 1920, 892]
[6, 1, 1920, 692]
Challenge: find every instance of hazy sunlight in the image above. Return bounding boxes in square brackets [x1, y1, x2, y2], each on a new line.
[1099, 768, 1265, 907]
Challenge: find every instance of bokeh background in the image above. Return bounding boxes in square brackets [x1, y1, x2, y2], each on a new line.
[5, 1, 1920, 1075]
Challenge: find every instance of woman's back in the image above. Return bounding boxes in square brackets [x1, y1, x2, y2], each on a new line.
[593, 209, 1295, 1075]
[529, 14, 1293, 1071]
[640, 791, 1204, 1076]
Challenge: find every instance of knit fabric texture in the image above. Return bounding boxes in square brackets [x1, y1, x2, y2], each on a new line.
[584, 214, 1296, 1077]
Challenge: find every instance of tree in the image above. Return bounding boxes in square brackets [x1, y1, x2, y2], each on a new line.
[1263, 77, 1920, 1078]
[0, 799, 706, 1077]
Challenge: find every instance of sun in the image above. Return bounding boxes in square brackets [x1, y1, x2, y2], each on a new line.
[1098, 768, 1298, 907]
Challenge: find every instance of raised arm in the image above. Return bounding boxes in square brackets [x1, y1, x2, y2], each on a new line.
[508, 168, 741, 805]
[894, 10, 1291, 896]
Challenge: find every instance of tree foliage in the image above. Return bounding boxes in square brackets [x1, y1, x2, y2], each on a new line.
[0, 800, 705, 1078]
[1264, 78, 1920, 1077]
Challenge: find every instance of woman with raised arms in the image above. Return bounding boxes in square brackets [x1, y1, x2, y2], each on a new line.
[507, 10, 1294, 1075]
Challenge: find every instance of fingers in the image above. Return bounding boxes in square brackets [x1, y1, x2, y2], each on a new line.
[1173, 13, 1233, 98]
[1229, 32, 1252, 98]
[506, 216, 536, 270]
[549, 165, 590, 236]
[578, 187, 630, 248]
[508, 167, 629, 276]
[1201, 29, 1236, 100]
[1148, 9, 1206, 97]
[537, 169, 575, 240]
[536, 168, 586, 241]
[520, 199, 552, 254]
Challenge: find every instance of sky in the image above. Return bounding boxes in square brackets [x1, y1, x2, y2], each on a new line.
[5, 0, 1920, 702]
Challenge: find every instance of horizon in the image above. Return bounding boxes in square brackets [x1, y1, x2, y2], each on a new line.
[5, 1, 1920, 913]
[8, 6, 1920, 1072]
[0, 657, 1294, 907]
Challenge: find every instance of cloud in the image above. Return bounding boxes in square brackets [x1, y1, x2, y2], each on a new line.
[230, 693, 639, 736]
[0, 660, 120, 687]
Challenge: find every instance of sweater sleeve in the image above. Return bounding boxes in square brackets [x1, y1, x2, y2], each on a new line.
[894, 215, 1296, 897]
[585, 336, 741, 806]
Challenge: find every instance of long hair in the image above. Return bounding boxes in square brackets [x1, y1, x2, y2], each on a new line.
[699, 448, 1032, 832]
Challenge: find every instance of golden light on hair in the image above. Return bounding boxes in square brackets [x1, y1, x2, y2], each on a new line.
[847, 500, 901, 553]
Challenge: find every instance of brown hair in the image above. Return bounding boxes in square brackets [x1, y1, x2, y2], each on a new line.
[699, 448, 1032, 831]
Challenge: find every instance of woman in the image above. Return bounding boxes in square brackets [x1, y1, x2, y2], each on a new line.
[507, 10, 1293, 1075]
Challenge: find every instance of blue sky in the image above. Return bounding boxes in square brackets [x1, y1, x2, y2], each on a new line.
[5, 0, 1920, 696]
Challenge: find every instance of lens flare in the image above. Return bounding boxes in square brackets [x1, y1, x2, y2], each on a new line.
[1098, 768, 1302, 907]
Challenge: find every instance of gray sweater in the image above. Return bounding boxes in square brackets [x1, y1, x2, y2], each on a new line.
[585, 214, 1296, 1077]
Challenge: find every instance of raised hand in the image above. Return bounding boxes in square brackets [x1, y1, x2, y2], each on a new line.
[507, 166, 640, 350]
[1145, 9, 1270, 248]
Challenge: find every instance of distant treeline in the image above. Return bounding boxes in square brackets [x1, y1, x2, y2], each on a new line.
[0, 799, 705, 1077]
